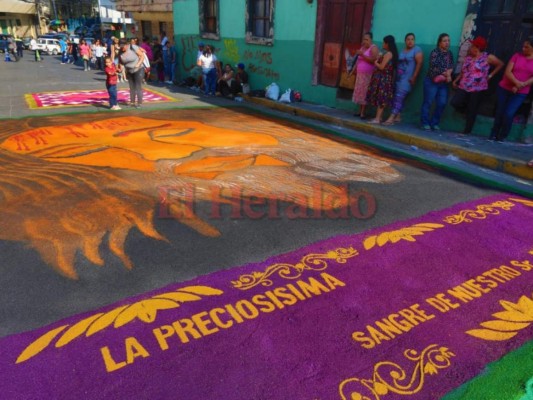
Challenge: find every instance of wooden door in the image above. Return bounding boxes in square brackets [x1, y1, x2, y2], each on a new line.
[317, 0, 373, 88]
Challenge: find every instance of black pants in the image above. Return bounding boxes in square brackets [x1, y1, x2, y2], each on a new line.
[451, 89, 485, 134]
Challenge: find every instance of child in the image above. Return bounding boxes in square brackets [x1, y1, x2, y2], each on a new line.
[104, 56, 121, 110]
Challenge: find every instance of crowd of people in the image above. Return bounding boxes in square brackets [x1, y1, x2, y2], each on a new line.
[194, 42, 249, 98]
[351, 32, 533, 142]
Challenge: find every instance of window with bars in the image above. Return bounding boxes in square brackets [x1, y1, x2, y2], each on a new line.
[199, 0, 219, 40]
[246, 0, 274, 45]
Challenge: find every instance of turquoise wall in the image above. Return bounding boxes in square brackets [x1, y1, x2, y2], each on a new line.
[173, 0, 530, 142]
[173, 0, 337, 106]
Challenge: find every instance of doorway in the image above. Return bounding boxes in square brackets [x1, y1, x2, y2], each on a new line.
[313, 0, 374, 97]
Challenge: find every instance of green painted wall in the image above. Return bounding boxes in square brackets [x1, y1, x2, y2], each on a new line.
[173, 0, 336, 106]
[173, 0, 531, 142]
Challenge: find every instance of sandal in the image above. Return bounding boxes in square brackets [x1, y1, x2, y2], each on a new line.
[368, 119, 381, 124]
[528, 159, 533, 167]
[383, 120, 395, 126]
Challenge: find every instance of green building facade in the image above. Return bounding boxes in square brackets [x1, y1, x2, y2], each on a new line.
[173, 0, 533, 143]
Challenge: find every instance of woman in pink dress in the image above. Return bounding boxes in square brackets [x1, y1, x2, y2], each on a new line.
[490, 37, 533, 141]
[351, 32, 379, 119]
[451, 36, 503, 134]
[78, 39, 92, 71]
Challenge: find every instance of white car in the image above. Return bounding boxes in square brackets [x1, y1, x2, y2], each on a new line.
[31, 38, 61, 55]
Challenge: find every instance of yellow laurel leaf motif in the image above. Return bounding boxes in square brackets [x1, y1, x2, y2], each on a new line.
[350, 393, 363, 400]
[480, 320, 530, 332]
[118, 299, 180, 325]
[154, 292, 201, 302]
[500, 299, 533, 317]
[465, 329, 518, 341]
[86, 305, 129, 337]
[376, 233, 389, 247]
[363, 235, 377, 250]
[55, 313, 105, 348]
[362, 223, 443, 250]
[388, 232, 403, 243]
[177, 286, 224, 296]
[414, 223, 445, 229]
[16, 325, 68, 363]
[492, 310, 533, 323]
[509, 198, 533, 207]
[517, 295, 533, 312]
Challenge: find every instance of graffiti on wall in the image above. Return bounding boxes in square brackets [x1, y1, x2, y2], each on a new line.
[222, 39, 240, 65]
[243, 49, 280, 81]
[180, 35, 199, 72]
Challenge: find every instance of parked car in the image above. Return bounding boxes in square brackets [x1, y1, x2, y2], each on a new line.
[31, 38, 61, 55]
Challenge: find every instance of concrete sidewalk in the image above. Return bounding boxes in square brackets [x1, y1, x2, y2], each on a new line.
[243, 96, 533, 182]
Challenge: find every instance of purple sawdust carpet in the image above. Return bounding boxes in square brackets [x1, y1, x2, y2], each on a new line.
[1, 194, 532, 399]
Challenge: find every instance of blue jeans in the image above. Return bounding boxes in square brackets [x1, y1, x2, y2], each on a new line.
[421, 77, 449, 127]
[203, 68, 217, 95]
[490, 86, 527, 141]
[107, 83, 117, 107]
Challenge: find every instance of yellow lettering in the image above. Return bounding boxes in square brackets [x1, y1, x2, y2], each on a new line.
[125, 337, 149, 364]
[273, 287, 298, 306]
[191, 311, 219, 336]
[320, 272, 346, 290]
[351, 331, 375, 349]
[209, 308, 234, 328]
[296, 277, 330, 298]
[235, 300, 260, 319]
[367, 325, 392, 345]
[100, 346, 127, 373]
[172, 318, 202, 344]
[388, 313, 414, 332]
[153, 325, 175, 350]
[251, 295, 276, 313]
[375, 318, 402, 338]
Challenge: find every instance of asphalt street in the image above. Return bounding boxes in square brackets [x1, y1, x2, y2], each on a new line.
[0, 52, 497, 338]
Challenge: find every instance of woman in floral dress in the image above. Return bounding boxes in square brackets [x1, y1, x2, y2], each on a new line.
[366, 35, 399, 124]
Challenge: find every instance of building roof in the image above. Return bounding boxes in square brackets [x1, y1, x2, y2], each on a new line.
[0, 0, 36, 14]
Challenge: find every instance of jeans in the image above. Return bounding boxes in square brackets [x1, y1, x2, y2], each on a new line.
[490, 86, 527, 141]
[126, 68, 145, 105]
[421, 76, 449, 127]
[107, 83, 117, 107]
[61, 51, 68, 63]
[203, 68, 217, 95]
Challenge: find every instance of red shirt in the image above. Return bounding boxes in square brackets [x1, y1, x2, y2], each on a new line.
[105, 64, 118, 86]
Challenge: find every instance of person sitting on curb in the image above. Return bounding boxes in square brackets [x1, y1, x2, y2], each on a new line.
[230, 63, 249, 98]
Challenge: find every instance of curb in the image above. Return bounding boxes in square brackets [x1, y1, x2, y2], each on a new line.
[243, 96, 533, 181]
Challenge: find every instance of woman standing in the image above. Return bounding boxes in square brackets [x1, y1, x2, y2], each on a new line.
[197, 44, 218, 96]
[78, 39, 92, 71]
[384, 33, 423, 125]
[365, 35, 399, 124]
[118, 38, 145, 108]
[351, 32, 379, 119]
[451, 36, 504, 134]
[420, 33, 454, 131]
[490, 37, 533, 141]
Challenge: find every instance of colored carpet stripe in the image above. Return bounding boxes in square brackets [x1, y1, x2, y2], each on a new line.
[0, 194, 531, 399]
[25, 88, 177, 109]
